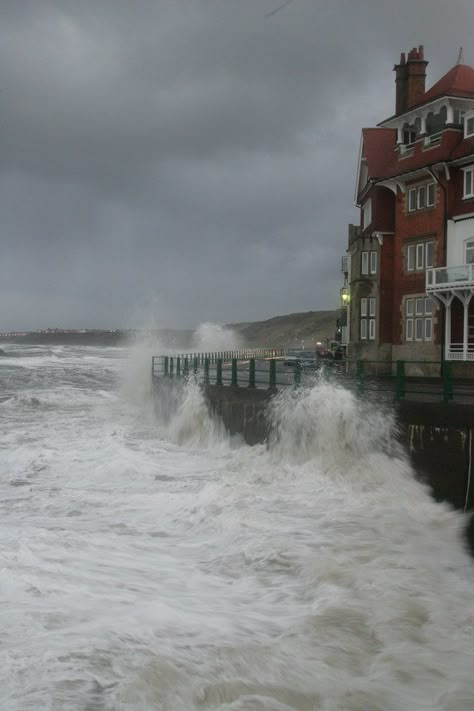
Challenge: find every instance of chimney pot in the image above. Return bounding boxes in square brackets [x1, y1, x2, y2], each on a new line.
[394, 46, 428, 114]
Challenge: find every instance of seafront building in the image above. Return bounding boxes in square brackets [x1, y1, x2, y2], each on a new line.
[341, 46, 474, 368]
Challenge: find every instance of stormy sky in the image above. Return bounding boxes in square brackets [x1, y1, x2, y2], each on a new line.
[1, 0, 473, 330]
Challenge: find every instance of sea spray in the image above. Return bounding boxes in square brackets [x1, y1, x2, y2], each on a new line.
[192, 322, 242, 352]
[154, 377, 226, 448]
[267, 376, 400, 464]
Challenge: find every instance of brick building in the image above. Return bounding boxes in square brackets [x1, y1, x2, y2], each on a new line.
[343, 46, 474, 368]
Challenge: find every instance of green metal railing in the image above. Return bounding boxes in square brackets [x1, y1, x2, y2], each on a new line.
[152, 352, 472, 402]
[152, 350, 315, 389]
[353, 359, 456, 402]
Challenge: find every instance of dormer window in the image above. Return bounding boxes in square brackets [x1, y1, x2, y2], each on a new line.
[465, 111, 474, 139]
[403, 126, 417, 145]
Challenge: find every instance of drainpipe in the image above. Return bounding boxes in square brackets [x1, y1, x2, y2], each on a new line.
[427, 165, 448, 374]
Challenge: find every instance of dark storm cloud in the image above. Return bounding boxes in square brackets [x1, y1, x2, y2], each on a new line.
[1, 0, 474, 329]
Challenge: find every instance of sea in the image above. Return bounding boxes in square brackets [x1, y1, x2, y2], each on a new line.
[1, 341, 474, 711]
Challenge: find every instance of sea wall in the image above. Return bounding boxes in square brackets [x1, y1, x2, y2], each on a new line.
[203, 385, 474, 512]
[397, 401, 474, 511]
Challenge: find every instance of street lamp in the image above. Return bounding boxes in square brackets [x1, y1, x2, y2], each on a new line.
[340, 287, 350, 305]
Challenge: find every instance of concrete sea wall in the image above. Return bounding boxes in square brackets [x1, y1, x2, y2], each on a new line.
[204, 385, 474, 512]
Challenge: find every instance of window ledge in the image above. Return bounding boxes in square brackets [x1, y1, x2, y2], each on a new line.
[407, 206, 435, 214]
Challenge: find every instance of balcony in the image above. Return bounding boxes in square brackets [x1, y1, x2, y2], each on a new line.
[341, 255, 348, 274]
[426, 264, 474, 292]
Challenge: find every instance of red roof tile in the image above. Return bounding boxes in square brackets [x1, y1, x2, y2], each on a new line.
[412, 64, 474, 107]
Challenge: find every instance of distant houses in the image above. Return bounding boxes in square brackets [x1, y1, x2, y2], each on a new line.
[341, 45, 474, 369]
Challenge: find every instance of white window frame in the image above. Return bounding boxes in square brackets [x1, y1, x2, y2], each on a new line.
[415, 318, 424, 341]
[362, 199, 372, 230]
[466, 238, 474, 264]
[360, 298, 368, 317]
[463, 166, 474, 199]
[369, 297, 376, 317]
[369, 319, 376, 340]
[425, 241, 434, 269]
[425, 318, 432, 341]
[416, 243, 424, 270]
[417, 185, 426, 209]
[407, 245, 415, 271]
[360, 319, 367, 340]
[427, 182, 435, 207]
[464, 111, 474, 139]
[406, 296, 433, 343]
[369, 251, 377, 275]
[361, 251, 369, 275]
[408, 183, 435, 212]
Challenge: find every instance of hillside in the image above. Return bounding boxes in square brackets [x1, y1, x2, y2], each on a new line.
[227, 310, 337, 347]
[0, 311, 338, 350]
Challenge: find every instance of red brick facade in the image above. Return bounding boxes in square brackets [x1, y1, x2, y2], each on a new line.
[347, 47, 474, 364]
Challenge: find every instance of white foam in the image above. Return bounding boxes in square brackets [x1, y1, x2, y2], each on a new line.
[1, 345, 473, 711]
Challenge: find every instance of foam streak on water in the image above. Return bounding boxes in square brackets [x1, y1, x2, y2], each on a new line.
[0, 344, 473, 710]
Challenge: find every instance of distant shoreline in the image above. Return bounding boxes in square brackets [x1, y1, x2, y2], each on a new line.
[0, 330, 194, 348]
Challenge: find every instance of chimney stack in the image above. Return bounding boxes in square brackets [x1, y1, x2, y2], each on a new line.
[394, 45, 428, 115]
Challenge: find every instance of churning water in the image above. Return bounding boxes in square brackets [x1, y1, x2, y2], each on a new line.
[1, 343, 474, 711]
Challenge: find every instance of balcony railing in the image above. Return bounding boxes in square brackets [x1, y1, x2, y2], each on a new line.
[424, 131, 443, 147]
[447, 344, 474, 361]
[341, 255, 348, 273]
[426, 264, 474, 291]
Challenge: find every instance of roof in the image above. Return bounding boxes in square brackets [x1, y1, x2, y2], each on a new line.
[411, 63, 474, 108]
[357, 128, 474, 194]
[355, 58, 474, 200]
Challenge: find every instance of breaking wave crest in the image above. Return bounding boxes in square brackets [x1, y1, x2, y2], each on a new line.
[153, 378, 225, 448]
[267, 379, 401, 465]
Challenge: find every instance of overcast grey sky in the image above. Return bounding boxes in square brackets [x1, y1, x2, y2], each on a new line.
[1, 0, 473, 330]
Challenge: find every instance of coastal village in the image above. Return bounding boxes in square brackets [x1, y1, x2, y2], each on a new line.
[339, 45, 474, 373]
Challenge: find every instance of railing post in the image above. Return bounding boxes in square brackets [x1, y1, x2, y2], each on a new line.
[193, 356, 198, 375]
[248, 358, 256, 388]
[293, 361, 301, 387]
[169, 357, 174, 378]
[204, 357, 210, 385]
[356, 359, 364, 396]
[183, 357, 189, 377]
[443, 361, 453, 403]
[216, 358, 223, 386]
[231, 358, 238, 386]
[164, 356, 169, 377]
[395, 360, 405, 400]
[176, 356, 181, 378]
[269, 358, 276, 388]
